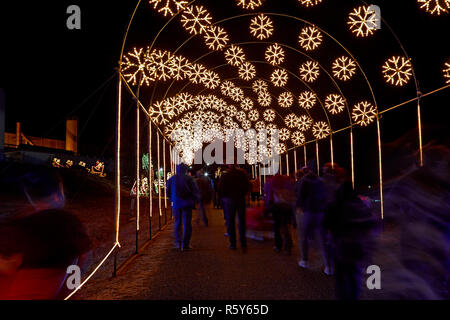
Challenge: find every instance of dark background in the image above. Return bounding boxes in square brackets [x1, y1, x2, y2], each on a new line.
[0, 0, 449, 185]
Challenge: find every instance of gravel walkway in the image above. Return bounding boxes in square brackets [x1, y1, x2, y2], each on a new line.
[74, 205, 335, 300]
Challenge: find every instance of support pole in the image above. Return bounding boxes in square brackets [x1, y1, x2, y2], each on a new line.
[294, 149, 298, 175]
[113, 71, 122, 277]
[163, 139, 167, 225]
[330, 134, 334, 169]
[135, 86, 140, 255]
[286, 153, 289, 176]
[376, 117, 384, 220]
[350, 128, 355, 190]
[148, 120, 153, 240]
[304, 145, 307, 167]
[417, 100, 424, 167]
[316, 140, 320, 176]
[157, 131, 162, 230]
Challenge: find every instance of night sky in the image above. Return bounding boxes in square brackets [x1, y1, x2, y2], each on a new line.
[0, 0, 449, 183]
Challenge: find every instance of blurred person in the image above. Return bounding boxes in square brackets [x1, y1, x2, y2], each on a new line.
[167, 163, 199, 251]
[219, 165, 251, 251]
[250, 177, 261, 203]
[0, 167, 91, 299]
[213, 167, 223, 209]
[295, 167, 332, 275]
[379, 145, 450, 299]
[324, 181, 379, 300]
[195, 170, 213, 227]
[294, 169, 306, 251]
[264, 174, 296, 254]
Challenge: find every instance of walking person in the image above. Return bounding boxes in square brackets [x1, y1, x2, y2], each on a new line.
[295, 167, 332, 275]
[167, 163, 199, 251]
[324, 181, 378, 299]
[218, 165, 251, 251]
[264, 174, 296, 254]
[195, 170, 213, 227]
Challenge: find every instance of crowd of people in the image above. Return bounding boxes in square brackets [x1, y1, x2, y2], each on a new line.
[166, 161, 381, 299]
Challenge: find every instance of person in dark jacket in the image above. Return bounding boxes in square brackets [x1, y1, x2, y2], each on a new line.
[295, 168, 332, 274]
[195, 170, 213, 227]
[167, 163, 199, 251]
[218, 165, 251, 251]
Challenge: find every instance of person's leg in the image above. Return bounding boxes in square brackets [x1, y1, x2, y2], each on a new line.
[300, 212, 313, 263]
[237, 198, 247, 248]
[173, 208, 182, 247]
[316, 213, 331, 270]
[225, 199, 237, 248]
[200, 201, 208, 226]
[182, 208, 193, 248]
[272, 206, 282, 251]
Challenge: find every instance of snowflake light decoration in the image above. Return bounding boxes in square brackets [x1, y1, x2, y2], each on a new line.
[278, 92, 294, 108]
[382, 56, 413, 87]
[122, 47, 155, 86]
[298, 91, 317, 109]
[149, 0, 188, 17]
[181, 5, 212, 35]
[299, 61, 320, 83]
[418, 0, 450, 15]
[236, 0, 264, 10]
[271, 69, 289, 87]
[352, 101, 377, 126]
[298, 25, 323, 51]
[444, 60, 450, 83]
[348, 6, 378, 37]
[313, 122, 331, 139]
[332, 56, 357, 81]
[242, 120, 252, 130]
[248, 109, 260, 121]
[240, 98, 254, 111]
[221, 80, 235, 96]
[258, 91, 272, 107]
[284, 114, 299, 129]
[236, 110, 247, 122]
[325, 94, 345, 114]
[249, 14, 274, 40]
[298, 0, 323, 7]
[202, 70, 221, 89]
[204, 25, 230, 51]
[239, 62, 257, 81]
[225, 105, 238, 117]
[252, 79, 268, 94]
[279, 128, 291, 142]
[148, 49, 176, 81]
[230, 87, 245, 102]
[263, 109, 276, 122]
[265, 43, 285, 66]
[297, 115, 313, 131]
[186, 63, 207, 84]
[225, 45, 246, 67]
[168, 55, 191, 81]
[274, 143, 287, 155]
[291, 131, 306, 146]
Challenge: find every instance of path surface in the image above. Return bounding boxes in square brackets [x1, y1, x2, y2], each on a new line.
[75, 205, 335, 300]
